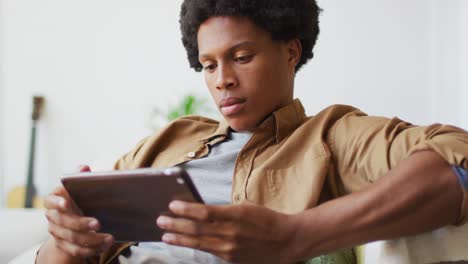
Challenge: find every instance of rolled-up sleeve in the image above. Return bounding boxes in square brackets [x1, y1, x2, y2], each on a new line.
[328, 110, 468, 225]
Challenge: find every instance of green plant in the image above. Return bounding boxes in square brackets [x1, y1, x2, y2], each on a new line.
[150, 93, 214, 130]
[166, 95, 209, 121]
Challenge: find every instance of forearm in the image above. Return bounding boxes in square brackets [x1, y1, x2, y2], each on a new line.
[291, 150, 463, 260]
[36, 238, 86, 264]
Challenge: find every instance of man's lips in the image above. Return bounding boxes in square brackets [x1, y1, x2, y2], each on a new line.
[220, 97, 246, 107]
[219, 97, 246, 116]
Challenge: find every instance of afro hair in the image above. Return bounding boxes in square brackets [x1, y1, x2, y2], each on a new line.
[179, 0, 321, 72]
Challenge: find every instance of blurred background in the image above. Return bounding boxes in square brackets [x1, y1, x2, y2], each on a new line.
[0, 0, 467, 207]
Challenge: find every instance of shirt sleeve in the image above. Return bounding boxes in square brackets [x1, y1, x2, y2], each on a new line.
[113, 136, 150, 170]
[328, 110, 468, 225]
[453, 166, 468, 190]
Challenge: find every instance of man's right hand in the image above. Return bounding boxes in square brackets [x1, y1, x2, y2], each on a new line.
[40, 165, 114, 261]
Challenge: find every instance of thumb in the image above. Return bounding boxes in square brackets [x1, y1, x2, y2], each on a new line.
[52, 186, 69, 197]
[51, 186, 78, 213]
[77, 164, 92, 172]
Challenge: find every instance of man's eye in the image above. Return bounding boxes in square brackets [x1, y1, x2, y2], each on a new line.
[203, 64, 216, 72]
[234, 55, 253, 63]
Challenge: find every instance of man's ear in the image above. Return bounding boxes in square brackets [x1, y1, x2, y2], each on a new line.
[287, 39, 302, 69]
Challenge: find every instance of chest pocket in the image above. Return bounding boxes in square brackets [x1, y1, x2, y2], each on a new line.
[248, 143, 331, 214]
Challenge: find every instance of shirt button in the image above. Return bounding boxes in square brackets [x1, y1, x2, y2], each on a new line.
[187, 152, 196, 158]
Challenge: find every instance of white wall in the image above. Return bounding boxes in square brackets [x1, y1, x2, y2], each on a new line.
[460, 0, 468, 129]
[430, 0, 467, 127]
[0, 0, 205, 205]
[298, 0, 435, 123]
[0, 0, 466, 206]
[299, 0, 466, 126]
[0, 0, 4, 205]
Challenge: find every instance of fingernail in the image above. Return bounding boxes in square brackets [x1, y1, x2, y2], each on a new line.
[89, 219, 99, 229]
[162, 233, 175, 243]
[169, 201, 184, 211]
[56, 198, 65, 208]
[156, 216, 169, 227]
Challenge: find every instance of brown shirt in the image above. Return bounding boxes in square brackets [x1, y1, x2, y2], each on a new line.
[92, 99, 468, 264]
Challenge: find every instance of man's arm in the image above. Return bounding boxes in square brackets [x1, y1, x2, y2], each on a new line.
[290, 150, 464, 260]
[328, 112, 468, 224]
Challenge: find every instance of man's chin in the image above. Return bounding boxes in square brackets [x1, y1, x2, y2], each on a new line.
[225, 117, 255, 133]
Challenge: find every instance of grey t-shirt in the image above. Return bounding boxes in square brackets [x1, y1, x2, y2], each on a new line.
[119, 131, 252, 264]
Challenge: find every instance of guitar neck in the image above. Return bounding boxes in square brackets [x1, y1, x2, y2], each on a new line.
[24, 95, 44, 208]
[24, 121, 37, 208]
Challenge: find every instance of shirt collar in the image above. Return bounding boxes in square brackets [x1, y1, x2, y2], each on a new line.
[272, 98, 307, 142]
[199, 99, 306, 144]
[199, 119, 230, 143]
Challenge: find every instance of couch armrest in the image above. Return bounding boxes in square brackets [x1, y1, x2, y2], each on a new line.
[0, 209, 48, 263]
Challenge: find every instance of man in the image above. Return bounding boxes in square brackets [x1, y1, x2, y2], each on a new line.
[37, 0, 468, 263]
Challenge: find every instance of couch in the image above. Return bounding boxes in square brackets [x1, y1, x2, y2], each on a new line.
[0, 209, 48, 264]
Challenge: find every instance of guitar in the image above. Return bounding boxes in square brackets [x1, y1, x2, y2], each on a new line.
[6, 96, 45, 208]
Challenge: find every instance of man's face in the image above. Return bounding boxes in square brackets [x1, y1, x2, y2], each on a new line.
[197, 16, 300, 132]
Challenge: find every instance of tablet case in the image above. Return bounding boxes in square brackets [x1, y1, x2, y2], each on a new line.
[61, 167, 203, 242]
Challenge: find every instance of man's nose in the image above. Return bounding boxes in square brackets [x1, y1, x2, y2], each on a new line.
[215, 64, 238, 90]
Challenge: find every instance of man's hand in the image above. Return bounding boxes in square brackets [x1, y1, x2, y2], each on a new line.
[156, 200, 300, 264]
[42, 165, 114, 260]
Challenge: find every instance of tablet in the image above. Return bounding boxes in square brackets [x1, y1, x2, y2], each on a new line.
[61, 166, 203, 242]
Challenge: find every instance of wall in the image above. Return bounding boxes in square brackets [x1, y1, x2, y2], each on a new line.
[430, 0, 467, 127]
[0, 0, 205, 205]
[460, 0, 468, 129]
[0, 0, 466, 205]
[0, 0, 5, 205]
[298, 0, 435, 123]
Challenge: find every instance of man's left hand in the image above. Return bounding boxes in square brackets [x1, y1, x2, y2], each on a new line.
[156, 200, 299, 264]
